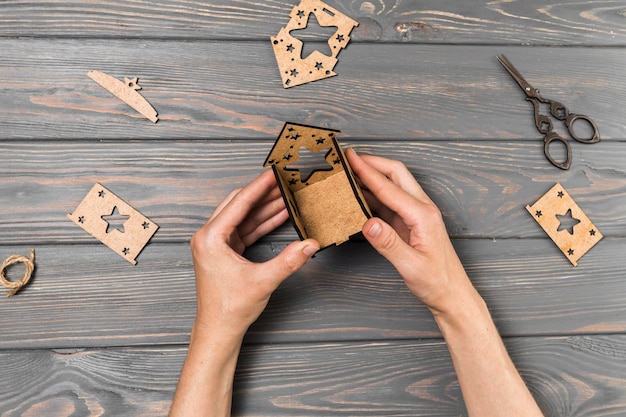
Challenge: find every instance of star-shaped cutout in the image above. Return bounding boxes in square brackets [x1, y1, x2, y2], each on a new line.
[101, 206, 130, 234]
[557, 191, 564, 198]
[567, 248, 575, 256]
[285, 147, 333, 183]
[125, 77, 140, 90]
[122, 248, 131, 256]
[286, 44, 295, 53]
[589, 229, 596, 236]
[289, 13, 338, 58]
[315, 62, 323, 70]
[142, 222, 150, 229]
[98, 190, 106, 198]
[316, 137, 325, 144]
[556, 208, 581, 235]
[283, 153, 292, 161]
[78, 216, 85, 224]
[336, 34, 345, 42]
[297, 10, 305, 18]
[535, 210, 542, 217]
[290, 68, 299, 77]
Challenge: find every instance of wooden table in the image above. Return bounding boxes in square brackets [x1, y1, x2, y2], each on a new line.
[1, 1, 625, 415]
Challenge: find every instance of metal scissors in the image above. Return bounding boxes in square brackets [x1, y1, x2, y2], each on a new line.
[497, 54, 600, 170]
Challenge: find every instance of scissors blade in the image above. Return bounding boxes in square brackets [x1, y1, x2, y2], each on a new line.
[497, 54, 539, 99]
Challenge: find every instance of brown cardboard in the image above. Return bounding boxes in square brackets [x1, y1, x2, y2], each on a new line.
[264, 122, 371, 249]
[270, 0, 358, 88]
[88, 70, 159, 123]
[67, 183, 159, 265]
[526, 183, 603, 266]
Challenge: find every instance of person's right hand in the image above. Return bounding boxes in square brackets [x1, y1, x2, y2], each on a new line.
[190, 170, 319, 339]
[346, 148, 474, 316]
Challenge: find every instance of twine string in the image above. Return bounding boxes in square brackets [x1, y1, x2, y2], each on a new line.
[1, 249, 35, 297]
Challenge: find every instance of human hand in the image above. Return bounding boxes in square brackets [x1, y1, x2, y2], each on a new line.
[346, 149, 473, 316]
[190, 169, 320, 338]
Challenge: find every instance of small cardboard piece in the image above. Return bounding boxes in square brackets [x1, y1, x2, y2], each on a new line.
[88, 70, 159, 123]
[526, 183, 603, 266]
[67, 183, 159, 265]
[270, 0, 358, 88]
[264, 122, 371, 249]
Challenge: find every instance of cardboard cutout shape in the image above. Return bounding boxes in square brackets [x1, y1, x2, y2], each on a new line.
[68, 183, 159, 264]
[271, 0, 358, 88]
[264, 122, 371, 249]
[88, 70, 159, 123]
[526, 183, 602, 266]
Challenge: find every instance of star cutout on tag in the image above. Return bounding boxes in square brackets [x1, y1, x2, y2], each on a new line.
[526, 183, 602, 266]
[68, 183, 159, 265]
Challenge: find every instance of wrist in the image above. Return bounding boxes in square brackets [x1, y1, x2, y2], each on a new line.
[429, 281, 491, 336]
[191, 316, 247, 349]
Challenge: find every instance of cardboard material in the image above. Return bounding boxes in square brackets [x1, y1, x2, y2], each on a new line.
[264, 122, 371, 249]
[88, 70, 159, 123]
[270, 0, 358, 88]
[67, 183, 159, 264]
[526, 183, 603, 266]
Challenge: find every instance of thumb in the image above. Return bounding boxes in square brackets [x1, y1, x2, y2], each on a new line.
[260, 239, 320, 285]
[363, 218, 416, 276]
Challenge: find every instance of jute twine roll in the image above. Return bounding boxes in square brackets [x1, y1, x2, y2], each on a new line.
[1, 249, 35, 297]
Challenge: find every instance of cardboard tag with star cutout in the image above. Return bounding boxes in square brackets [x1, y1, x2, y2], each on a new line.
[526, 183, 602, 266]
[270, 0, 358, 88]
[264, 122, 371, 249]
[67, 183, 159, 265]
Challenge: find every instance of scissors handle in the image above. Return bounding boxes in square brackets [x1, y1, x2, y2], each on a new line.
[565, 113, 600, 144]
[543, 98, 600, 144]
[543, 131, 572, 170]
[527, 97, 554, 134]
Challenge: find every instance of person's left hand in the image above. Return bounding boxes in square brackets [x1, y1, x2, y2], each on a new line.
[190, 169, 320, 339]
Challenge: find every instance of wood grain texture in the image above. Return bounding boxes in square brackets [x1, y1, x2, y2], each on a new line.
[1, 0, 625, 45]
[1, 40, 625, 140]
[2, 1, 625, 414]
[1, 237, 625, 349]
[1, 140, 624, 246]
[0, 336, 625, 416]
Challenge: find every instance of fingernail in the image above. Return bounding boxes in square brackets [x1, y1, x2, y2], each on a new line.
[302, 242, 319, 257]
[366, 220, 382, 238]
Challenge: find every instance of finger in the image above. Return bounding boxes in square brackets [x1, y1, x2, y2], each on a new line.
[362, 217, 423, 278]
[253, 239, 320, 287]
[346, 148, 429, 223]
[256, 182, 284, 206]
[238, 193, 286, 238]
[210, 170, 278, 230]
[208, 172, 283, 223]
[208, 188, 240, 222]
[361, 189, 395, 221]
[354, 151, 432, 204]
[241, 207, 290, 247]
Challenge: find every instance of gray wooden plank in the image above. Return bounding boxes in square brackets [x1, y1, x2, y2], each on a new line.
[1, 40, 625, 140]
[232, 335, 626, 416]
[0, 238, 625, 349]
[1, 140, 624, 246]
[1, 0, 625, 45]
[1, 335, 625, 416]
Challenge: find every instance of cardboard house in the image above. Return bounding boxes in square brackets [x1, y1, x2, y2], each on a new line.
[264, 122, 371, 249]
